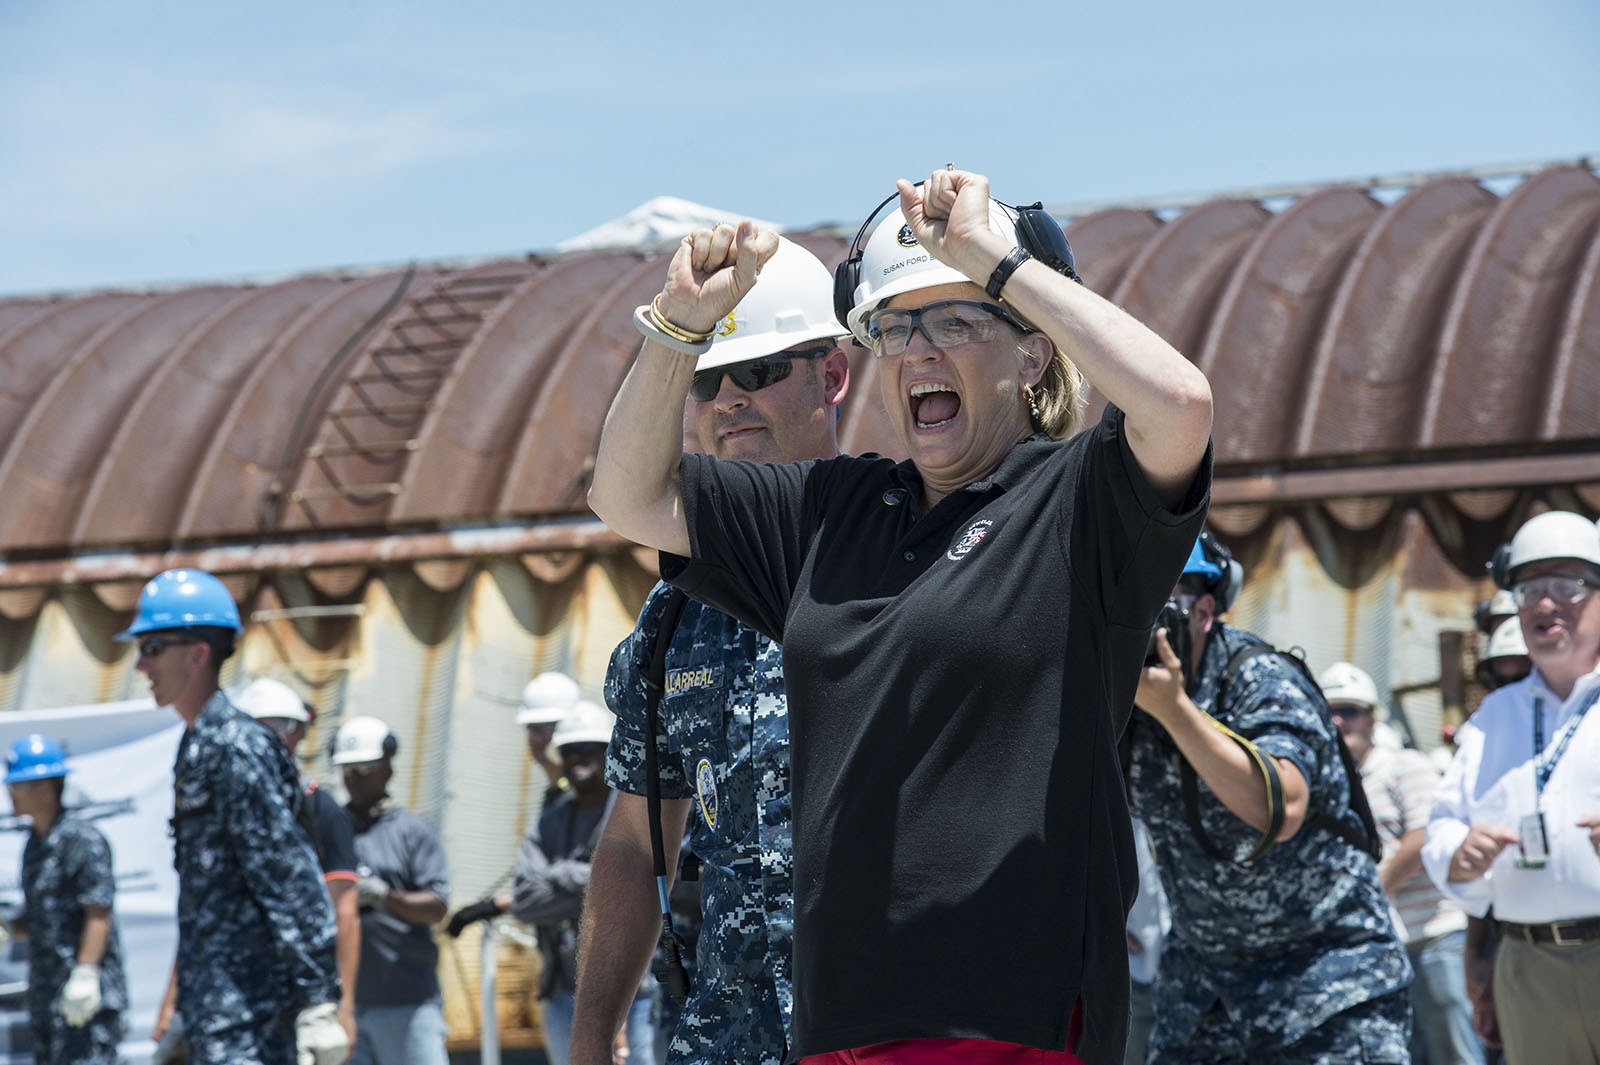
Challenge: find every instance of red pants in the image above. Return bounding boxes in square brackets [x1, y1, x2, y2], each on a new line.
[799, 1005, 1085, 1065]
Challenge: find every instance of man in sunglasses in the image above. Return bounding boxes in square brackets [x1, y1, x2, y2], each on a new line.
[124, 568, 347, 1065]
[569, 238, 849, 1065]
[1425, 510, 1600, 1065]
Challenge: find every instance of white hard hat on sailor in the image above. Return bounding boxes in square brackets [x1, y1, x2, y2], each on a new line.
[695, 238, 845, 372]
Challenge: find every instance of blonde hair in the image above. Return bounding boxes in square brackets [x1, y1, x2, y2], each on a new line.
[1030, 344, 1086, 440]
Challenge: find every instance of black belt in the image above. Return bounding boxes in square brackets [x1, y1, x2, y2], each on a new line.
[1498, 917, 1600, 946]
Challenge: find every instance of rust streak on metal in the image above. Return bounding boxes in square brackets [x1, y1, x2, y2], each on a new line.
[0, 520, 630, 589]
[1214, 451, 1600, 504]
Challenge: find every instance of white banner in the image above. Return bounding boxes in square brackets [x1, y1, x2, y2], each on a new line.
[0, 699, 182, 1065]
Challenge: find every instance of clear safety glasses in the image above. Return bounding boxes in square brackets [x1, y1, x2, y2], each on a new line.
[864, 299, 1028, 357]
[1512, 573, 1593, 609]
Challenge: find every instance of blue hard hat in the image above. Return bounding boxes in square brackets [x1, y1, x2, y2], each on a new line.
[116, 568, 243, 640]
[5, 734, 68, 784]
[1181, 538, 1224, 582]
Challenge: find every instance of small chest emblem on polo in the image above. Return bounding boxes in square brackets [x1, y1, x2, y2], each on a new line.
[946, 518, 995, 561]
[695, 758, 719, 830]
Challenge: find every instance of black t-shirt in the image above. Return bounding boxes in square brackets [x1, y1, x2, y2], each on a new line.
[305, 781, 358, 878]
[664, 405, 1210, 1064]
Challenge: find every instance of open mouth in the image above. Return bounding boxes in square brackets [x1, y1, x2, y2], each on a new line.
[909, 382, 961, 429]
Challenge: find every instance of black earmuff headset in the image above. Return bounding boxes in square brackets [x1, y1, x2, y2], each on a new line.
[1195, 530, 1242, 614]
[831, 184, 1082, 329]
[1487, 543, 1514, 591]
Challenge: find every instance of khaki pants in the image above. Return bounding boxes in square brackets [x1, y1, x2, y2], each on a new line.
[1494, 934, 1600, 1064]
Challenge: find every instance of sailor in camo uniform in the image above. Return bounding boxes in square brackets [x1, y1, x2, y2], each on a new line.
[8, 735, 129, 1065]
[169, 687, 343, 1062]
[1127, 535, 1413, 1064]
[603, 582, 794, 1064]
[128, 569, 346, 1065]
[567, 237, 850, 1065]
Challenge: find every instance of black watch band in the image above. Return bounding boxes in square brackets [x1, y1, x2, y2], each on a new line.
[986, 246, 1033, 300]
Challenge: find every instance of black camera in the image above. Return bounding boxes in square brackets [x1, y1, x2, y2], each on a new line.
[1144, 596, 1194, 683]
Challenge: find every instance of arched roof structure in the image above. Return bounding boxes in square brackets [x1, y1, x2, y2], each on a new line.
[0, 164, 1596, 618]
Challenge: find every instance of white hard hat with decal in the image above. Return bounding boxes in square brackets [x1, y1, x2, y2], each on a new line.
[844, 200, 1020, 345]
[695, 238, 845, 371]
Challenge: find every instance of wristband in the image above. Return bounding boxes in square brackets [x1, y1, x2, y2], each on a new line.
[633, 304, 713, 356]
[985, 246, 1033, 301]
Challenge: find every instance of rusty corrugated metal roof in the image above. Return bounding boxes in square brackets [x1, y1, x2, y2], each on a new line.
[0, 165, 1596, 611]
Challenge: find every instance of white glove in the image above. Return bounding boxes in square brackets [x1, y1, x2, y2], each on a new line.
[57, 963, 101, 1026]
[295, 1002, 349, 1065]
[356, 875, 390, 910]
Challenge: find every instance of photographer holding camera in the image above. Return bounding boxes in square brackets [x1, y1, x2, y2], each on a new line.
[1125, 533, 1413, 1064]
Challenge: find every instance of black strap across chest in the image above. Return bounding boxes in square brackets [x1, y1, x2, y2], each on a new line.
[1181, 643, 1381, 864]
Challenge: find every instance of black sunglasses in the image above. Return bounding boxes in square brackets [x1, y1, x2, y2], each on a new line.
[137, 637, 202, 659]
[689, 346, 831, 403]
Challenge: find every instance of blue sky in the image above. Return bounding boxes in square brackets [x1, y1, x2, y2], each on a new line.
[2, 0, 1595, 296]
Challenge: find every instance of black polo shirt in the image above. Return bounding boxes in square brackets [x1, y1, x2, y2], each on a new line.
[663, 405, 1210, 1065]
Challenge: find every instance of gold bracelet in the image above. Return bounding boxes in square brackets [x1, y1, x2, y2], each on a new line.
[649, 294, 715, 344]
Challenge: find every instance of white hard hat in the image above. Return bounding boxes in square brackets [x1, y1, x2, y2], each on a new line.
[332, 715, 397, 765]
[516, 671, 581, 726]
[1318, 661, 1384, 717]
[696, 238, 845, 371]
[1487, 588, 1516, 618]
[844, 200, 1021, 344]
[552, 700, 617, 750]
[232, 677, 310, 724]
[1506, 511, 1600, 582]
[1483, 617, 1529, 662]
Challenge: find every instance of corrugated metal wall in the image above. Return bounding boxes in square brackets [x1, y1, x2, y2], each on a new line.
[6, 550, 654, 1047]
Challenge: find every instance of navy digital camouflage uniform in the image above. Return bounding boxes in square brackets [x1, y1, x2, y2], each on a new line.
[171, 690, 340, 1065]
[605, 581, 793, 1065]
[20, 810, 129, 1064]
[1127, 622, 1413, 1064]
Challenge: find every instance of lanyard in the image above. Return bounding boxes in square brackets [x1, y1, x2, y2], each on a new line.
[1532, 682, 1600, 798]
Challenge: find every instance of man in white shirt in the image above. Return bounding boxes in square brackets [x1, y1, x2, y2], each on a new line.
[1424, 510, 1600, 1064]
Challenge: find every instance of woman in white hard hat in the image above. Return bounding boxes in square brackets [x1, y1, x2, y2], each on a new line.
[590, 167, 1212, 1065]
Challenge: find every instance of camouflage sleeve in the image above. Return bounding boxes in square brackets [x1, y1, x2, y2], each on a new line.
[217, 728, 338, 1006]
[1224, 656, 1324, 788]
[65, 823, 115, 910]
[605, 583, 692, 800]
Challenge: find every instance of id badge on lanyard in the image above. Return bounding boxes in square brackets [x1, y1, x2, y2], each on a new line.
[1520, 686, 1600, 868]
